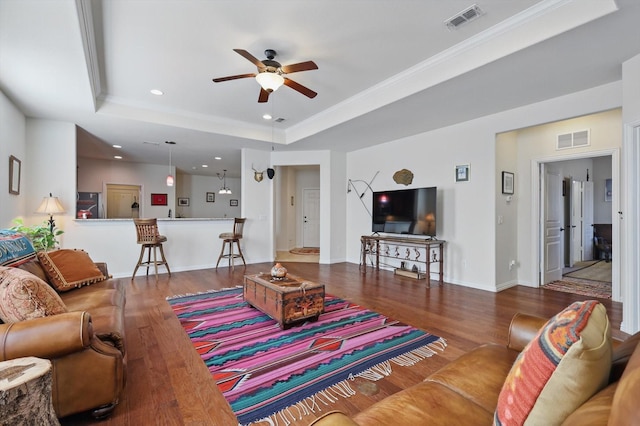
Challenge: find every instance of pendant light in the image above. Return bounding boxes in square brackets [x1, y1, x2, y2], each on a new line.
[166, 141, 176, 186]
[218, 169, 232, 194]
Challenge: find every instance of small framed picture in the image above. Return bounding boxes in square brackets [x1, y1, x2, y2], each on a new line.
[230, 199, 238, 207]
[455, 164, 469, 182]
[206, 192, 215, 203]
[151, 193, 168, 206]
[178, 197, 190, 206]
[502, 171, 515, 195]
[9, 155, 21, 195]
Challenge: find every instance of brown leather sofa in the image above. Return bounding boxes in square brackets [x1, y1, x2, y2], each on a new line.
[0, 259, 126, 419]
[311, 313, 640, 426]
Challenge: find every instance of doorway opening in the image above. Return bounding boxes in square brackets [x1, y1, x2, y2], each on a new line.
[105, 184, 142, 219]
[538, 153, 617, 300]
[274, 165, 320, 263]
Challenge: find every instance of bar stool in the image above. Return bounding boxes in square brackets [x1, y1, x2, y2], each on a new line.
[216, 218, 246, 269]
[132, 218, 171, 279]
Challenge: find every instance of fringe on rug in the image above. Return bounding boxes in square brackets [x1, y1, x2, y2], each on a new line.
[246, 337, 447, 426]
[165, 285, 243, 300]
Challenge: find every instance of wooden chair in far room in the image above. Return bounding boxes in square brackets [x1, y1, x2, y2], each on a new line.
[216, 218, 246, 269]
[132, 218, 171, 279]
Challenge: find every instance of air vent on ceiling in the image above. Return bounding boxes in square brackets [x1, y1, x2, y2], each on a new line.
[445, 4, 484, 30]
[557, 130, 590, 150]
[275, 118, 286, 123]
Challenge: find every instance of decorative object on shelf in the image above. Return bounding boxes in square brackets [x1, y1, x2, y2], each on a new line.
[393, 168, 413, 186]
[35, 193, 65, 234]
[151, 193, 168, 206]
[455, 164, 470, 182]
[230, 199, 239, 207]
[165, 141, 176, 187]
[271, 262, 288, 279]
[206, 192, 215, 203]
[217, 169, 232, 194]
[502, 171, 515, 194]
[9, 155, 21, 195]
[178, 197, 189, 206]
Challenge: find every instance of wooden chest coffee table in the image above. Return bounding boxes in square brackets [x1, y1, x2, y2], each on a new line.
[243, 273, 325, 329]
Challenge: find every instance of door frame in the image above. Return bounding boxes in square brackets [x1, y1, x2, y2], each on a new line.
[531, 148, 620, 299]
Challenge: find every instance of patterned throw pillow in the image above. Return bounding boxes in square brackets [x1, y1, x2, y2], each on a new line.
[37, 249, 106, 292]
[0, 266, 68, 323]
[494, 300, 612, 426]
[0, 230, 36, 267]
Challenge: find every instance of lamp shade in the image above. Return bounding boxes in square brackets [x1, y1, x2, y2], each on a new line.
[166, 174, 174, 187]
[255, 72, 284, 92]
[35, 194, 65, 215]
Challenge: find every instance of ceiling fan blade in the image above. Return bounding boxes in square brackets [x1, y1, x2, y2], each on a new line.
[258, 88, 270, 103]
[281, 61, 318, 74]
[283, 78, 317, 99]
[233, 49, 266, 70]
[212, 73, 255, 83]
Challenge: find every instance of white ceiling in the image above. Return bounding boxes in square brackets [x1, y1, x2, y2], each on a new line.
[1, 0, 639, 178]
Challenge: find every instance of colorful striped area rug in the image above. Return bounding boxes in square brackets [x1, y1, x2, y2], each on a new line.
[167, 287, 446, 425]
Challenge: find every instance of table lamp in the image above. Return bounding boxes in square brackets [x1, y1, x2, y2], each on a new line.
[35, 193, 65, 233]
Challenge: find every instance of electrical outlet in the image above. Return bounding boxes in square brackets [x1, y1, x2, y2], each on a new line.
[509, 260, 516, 271]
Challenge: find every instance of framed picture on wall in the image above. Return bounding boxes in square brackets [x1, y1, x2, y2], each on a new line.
[502, 171, 515, 194]
[206, 192, 215, 203]
[9, 155, 21, 195]
[151, 193, 168, 206]
[230, 199, 238, 207]
[178, 197, 189, 206]
[455, 164, 469, 182]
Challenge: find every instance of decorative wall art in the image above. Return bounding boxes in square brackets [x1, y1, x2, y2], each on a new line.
[605, 178, 612, 202]
[206, 192, 215, 203]
[178, 197, 190, 206]
[151, 193, 168, 206]
[502, 171, 515, 194]
[393, 169, 414, 186]
[455, 164, 469, 182]
[9, 155, 21, 195]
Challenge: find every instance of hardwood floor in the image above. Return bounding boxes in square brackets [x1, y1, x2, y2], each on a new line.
[61, 262, 624, 426]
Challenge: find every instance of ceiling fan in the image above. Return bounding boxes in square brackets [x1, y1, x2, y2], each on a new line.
[212, 49, 318, 103]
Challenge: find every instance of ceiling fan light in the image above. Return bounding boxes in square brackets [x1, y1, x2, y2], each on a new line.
[256, 72, 284, 92]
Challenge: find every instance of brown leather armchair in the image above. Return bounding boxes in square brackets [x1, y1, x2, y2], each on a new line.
[0, 311, 125, 419]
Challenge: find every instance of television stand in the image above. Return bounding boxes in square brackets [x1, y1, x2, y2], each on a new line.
[360, 235, 445, 286]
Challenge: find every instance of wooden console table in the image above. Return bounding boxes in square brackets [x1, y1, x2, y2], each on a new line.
[360, 235, 445, 286]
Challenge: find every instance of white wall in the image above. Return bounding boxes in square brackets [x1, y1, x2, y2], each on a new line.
[495, 131, 518, 288]
[0, 90, 26, 228]
[176, 172, 240, 218]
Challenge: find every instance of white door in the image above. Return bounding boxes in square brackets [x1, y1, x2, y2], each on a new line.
[582, 181, 594, 260]
[302, 189, 320, 247]
[571, 180, 582, 264]
[543, 169, 563, 284]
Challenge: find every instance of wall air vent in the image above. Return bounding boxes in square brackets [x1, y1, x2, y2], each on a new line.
[445, 4, 484, 30]
[556, 129, 590, 150]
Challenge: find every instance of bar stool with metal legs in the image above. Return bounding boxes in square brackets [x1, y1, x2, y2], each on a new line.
[132, 218, 171, 279]
[216, 218, 246, 269]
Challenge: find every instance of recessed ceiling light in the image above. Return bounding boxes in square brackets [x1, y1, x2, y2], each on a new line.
[263, 114, 272, 120]
[150, 89, 164, 96]
[214, 156, 222, 160]
[114, 155, 122, 159]
[202, 164, 208, 168]
[113, 144, 122, 149]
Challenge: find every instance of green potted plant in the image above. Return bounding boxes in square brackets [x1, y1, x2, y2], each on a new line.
[10, 218, 63, 251]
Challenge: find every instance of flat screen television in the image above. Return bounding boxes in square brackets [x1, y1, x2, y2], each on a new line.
[372, 187, 437, 236]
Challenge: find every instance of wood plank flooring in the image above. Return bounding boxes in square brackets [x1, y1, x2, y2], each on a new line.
[60, 262, 624, 426]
